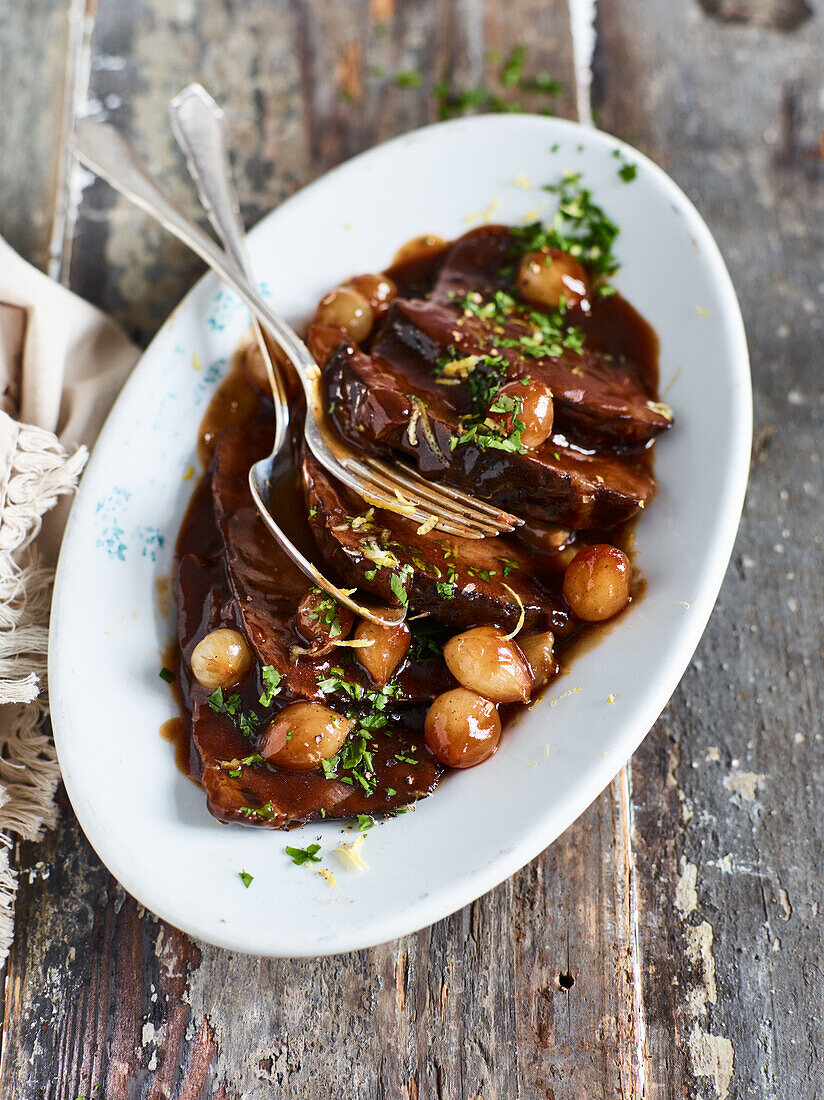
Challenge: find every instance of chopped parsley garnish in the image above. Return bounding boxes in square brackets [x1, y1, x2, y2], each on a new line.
[357, 814, 374, 832]
[309, 506, 318, 517]
[613, 147, 638, 183]
[239, 802, 275, 820]
[488, 392, 522, 418]
[239, 870, 254, 888]
[435, 563, 460, 599]
[434, 45, 562, 119]
[458, 292, 516, 324]
[385, 787, 397, 797]
[286, 843, 322, 865]
[305, 587, 344, 638]
[500, 43, 527, 86]
[510, 171, 621, 281]
[618, 162, 637, 183]
[394, 750, 418, 765]
[225, 752, 265, 778]
[259, 665, 282, 706]
[338, 734, 378, 794]
[410, 618, 447, 659]
[496, 556, 521, 577]
[159, 667, 175, 683]
[321, 756, 339, 779]
[389, 571, 409, 607]
[450, 416, 526, 455]
[359, 713, 389, 730]
[364, 569, 377, 581]
[434, 351, 511, 418]
[499, 306, 584, 359]
[206, 686, 225, 712]
[206, 687, 261, 742]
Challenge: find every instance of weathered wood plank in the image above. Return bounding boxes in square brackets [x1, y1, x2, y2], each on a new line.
[0, 0, 74, 272]
[596, 1, 824, 1096]
[0, 0, 676, 1096]
[3, 785, 643, 1099]
[65, 0, 578, 344]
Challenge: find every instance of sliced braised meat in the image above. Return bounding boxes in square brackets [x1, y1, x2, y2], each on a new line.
[409, 224, 672, 446]
[326, 343, 655, 530]
[194, 685, 439, 828]
[303, 450, 572, 636]
[210, 424, 450, 707]
[210, 423, 322, 699]
[172, 430, 441, 827]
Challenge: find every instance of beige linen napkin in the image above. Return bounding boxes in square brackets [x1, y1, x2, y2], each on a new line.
[0, 235, 137, 956]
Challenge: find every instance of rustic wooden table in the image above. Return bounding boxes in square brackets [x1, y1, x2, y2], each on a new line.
[1, 0, 822, 1096]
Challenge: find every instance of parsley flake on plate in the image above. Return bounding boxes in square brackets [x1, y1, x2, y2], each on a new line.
[286, 843, 322, 866]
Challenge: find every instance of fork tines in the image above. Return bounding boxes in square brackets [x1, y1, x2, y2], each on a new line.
[341, 455, 522, 540]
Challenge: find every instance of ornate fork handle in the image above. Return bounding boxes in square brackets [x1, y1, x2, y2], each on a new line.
[169, 83, 290, 453]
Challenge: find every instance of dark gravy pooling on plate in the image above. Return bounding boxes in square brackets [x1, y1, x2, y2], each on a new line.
[167, 221, 670, 829]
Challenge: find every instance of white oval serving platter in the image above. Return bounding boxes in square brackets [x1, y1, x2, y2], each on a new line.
[50, 114, 751, 956]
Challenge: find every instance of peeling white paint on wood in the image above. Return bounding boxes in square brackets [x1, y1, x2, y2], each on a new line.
[685, 920, 718, 1017]
[722, 771, 765, 802]
[675, 859, 698, 917]
[689, 1023, 735, 1100]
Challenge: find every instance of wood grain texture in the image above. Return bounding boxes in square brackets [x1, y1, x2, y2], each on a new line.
[6, 0, 822, 1095]
[0, 2, 653, 1098]
[0, 0, 74, 273]
[63, 0, 577, 343]
[596, 1, 824, 1096]
[4, 785, 642, 1099]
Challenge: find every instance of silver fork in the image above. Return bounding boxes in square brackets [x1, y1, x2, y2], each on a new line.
[169, 84, 290, 456]
[166, 88, 407, 625]
[71, 116, 408, 626]
[166, 97, 522, 542]
[71, 117, 522, 542]
[71, 120, 527, 611]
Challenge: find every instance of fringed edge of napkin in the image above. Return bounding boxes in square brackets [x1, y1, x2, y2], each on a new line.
[0, 415, 88, 960]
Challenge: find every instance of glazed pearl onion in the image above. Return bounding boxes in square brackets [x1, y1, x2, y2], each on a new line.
[260, 702, 351, 770]
[392, 234, 446, 266]
[563, 544, 632, 622]
[190, 628, 252, 691]
[443, 625, 533, 704]
[348, 273, 397, 317]
[516, 247, 590, 310]
[425, 688, 502, 768]
[314, 286, 374, 343]
[242, 337, 291, 391]
[354, 619, 411, 686]
[296, 588, 354, 649]
[488, 379, 554, 449]
[517, 632, 556, 688]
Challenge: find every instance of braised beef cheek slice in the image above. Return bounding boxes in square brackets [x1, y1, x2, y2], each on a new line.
[172, 424, 442, 829]
[326, 225, 669, 531]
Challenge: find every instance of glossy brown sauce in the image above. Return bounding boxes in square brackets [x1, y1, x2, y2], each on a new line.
[160, 717, 190, 777]
[198, 349, 261, 467]
[155, 575, 172, 621]
[158, 639, 193, 779]
[165, 225, 666, 825]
